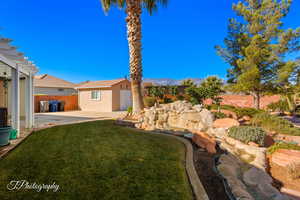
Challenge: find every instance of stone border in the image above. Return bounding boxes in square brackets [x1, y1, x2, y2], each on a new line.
[126, 127, 210, 200]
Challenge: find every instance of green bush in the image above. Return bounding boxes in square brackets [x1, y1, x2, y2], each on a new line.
[267, 142, 300, 154]
[251, 112, 300, 136]
[143, 97, 156, 108]
[214, 112, 227, 119]
[127, 106, 133, 114]
[207, 104, 263, 118]
[228, 126, 267, 146]
[267, 100, 289, 112]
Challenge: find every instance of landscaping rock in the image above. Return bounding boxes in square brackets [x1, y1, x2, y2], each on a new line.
[213, 118, 240, 129]
[138, 101, 214, 132]
[192, 131, 216, 154]
[222, 137, 267, 170]
[207, 127, 227, 140]
[274, 134, 300, 146]
[217, 154, 254, 200]
[271, 149, 300, 167]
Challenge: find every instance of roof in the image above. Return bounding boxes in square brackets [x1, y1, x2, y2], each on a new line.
[34, 74, 76, 89]
[76, 79, 128, 89]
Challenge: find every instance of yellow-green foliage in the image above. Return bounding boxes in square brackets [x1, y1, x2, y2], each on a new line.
[267, 142, 300, 154]
[251, 112, 300, 136]
[143, 96, 156, 108]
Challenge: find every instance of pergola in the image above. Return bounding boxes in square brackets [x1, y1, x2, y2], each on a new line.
[0, 38, 38, 135]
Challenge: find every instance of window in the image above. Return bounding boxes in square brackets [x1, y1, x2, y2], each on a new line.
[91, 90, 101, 100]
[58, 88, 65, 92]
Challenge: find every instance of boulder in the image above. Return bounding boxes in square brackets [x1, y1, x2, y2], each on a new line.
[192, 131, 216, 154]
[271, 149, 300, 167]
[217, 154, 254, 200]
[207, 127, 227, 140]
[138, 101, 214, 133]
[213, 118, 240, 129]
[199, 109, 214, 127]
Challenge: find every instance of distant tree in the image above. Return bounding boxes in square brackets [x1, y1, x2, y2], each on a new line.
[201, 76, 224, 106]
[181, 79, 196, 87]
[99, 0, 168, 113]
[185, 76, 224, 105]
[216, 0, 300, 109]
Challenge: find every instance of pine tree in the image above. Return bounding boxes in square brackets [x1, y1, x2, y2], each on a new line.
[217, 0, 300, 109]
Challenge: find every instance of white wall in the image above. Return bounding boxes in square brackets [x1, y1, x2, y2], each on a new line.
[34, 87, 77, 96]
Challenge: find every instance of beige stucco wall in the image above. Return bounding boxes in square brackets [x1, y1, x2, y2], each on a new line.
[78, 80, 131, 112]
[78, 88, 113, 112]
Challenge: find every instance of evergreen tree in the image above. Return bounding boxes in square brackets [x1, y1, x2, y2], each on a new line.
[217, 0, 300, 109]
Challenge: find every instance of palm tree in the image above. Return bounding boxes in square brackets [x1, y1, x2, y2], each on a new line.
[100, 0, 168, 113]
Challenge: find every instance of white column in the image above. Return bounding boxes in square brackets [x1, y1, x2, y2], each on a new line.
[11, 65, 20, 135]
[25, 72, 34, 128]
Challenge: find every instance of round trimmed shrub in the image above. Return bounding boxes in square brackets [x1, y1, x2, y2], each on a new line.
[228, 126, 267, 146]
[143, 97, 156, 108]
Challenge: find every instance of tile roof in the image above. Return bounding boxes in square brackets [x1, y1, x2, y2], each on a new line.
[34, 74, 76, 89]
[76, 79, 128, 89]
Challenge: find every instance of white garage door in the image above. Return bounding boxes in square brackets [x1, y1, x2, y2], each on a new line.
[120, 90, 132, 111]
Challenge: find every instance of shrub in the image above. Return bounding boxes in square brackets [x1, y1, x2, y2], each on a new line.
[214, 112, 227, 119]
[267, 142, 300, 154]
[162, 96, 173, 104]
[207, 104, 263, 118]
[176, 95, 185, 101]
[234, 107, 263, 118]
[143, 97, 156, 108]
[267, 100, 289, 112]
[287, 162, 300, 180]
[251, 112, 300, 136]
[228, 126, 267, 146]
[127, 106, 133, 114]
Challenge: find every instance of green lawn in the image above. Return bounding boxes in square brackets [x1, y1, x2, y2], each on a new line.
[0, 120, 192, 200]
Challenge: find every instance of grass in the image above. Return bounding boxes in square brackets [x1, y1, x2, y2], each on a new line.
[0, 120, 192, 200]
[267, 142, 300, 154]
[251, 112, 300, 136]
[206, 104, 263, 118]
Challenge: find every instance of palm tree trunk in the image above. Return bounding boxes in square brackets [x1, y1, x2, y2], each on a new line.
[126, 0, 144, 113]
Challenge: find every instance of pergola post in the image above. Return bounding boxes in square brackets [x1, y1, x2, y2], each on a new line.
[25, 72, 34, 128]
[11, 64, 20, 135]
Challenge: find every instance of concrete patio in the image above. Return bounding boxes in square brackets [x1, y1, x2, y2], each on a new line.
[34, 111, 127, 128]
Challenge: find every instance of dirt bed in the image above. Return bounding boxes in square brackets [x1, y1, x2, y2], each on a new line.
[192, 143, 230, 200]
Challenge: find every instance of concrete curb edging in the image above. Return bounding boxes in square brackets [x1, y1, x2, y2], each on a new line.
[127, 127, 210, 200]
[1, 119, 210, 200]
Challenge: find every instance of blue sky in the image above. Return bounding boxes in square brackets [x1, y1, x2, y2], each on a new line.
[0, 0, 299, 83]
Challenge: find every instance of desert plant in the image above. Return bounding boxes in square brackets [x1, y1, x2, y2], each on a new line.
[287, 162, 300, 180]
[176, 94, 185, 101]
[127, 106, 133, 114]
[228, 126, 267, 146]
[267, 100, 290, 113]
[234, 107, 263, 118]
[207, 104, 263, 118]
[143, 96, 156, 108]
[214, 112, 227, 119]
[267, 142, 300, 154]
[251, 112, 300, 136]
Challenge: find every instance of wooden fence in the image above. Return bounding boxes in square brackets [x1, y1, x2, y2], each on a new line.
[34, 95, 78, 113]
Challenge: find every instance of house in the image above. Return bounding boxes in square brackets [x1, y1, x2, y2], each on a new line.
[76, 79, 132, 112]
[34, 74, 76, 96]
[0, 38, 38, 134]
